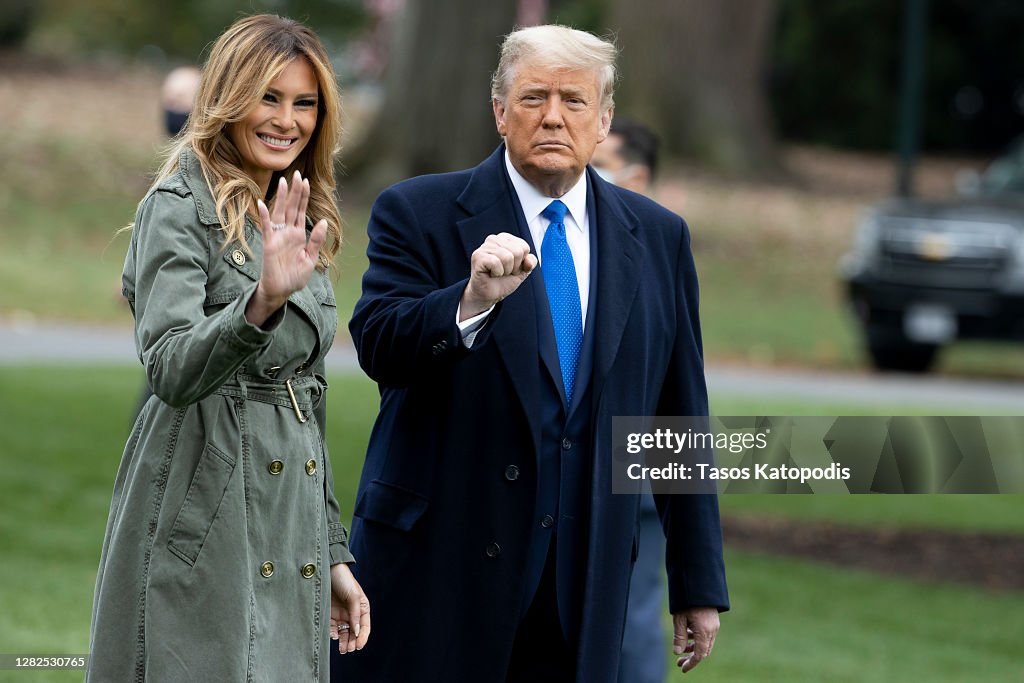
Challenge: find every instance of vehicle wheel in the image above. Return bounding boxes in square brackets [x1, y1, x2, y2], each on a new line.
[865, 327, 939, 373]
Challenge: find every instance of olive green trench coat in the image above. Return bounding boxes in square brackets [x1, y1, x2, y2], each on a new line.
[86, 149, 354, 682]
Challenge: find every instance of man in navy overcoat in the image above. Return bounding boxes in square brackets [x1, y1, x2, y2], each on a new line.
[334, 24, 728, 683]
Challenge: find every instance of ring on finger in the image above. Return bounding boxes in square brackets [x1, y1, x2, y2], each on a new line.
[270, 221, 287, 231]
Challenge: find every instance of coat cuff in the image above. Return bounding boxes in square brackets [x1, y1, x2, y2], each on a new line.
[328, 521, 356, 565]
[223, 282, 286, 353]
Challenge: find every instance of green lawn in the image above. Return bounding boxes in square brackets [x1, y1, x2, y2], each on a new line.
[1, 365, 1022, 681]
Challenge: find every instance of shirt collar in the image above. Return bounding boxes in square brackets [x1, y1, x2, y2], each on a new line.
[504, 150, 588, 232]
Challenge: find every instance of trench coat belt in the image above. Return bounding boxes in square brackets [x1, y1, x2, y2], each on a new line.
[213, 373, 325, 422]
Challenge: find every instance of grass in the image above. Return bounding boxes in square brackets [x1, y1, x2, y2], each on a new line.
[1, 365, 1022, 681]
[686, 548, 1024, 682]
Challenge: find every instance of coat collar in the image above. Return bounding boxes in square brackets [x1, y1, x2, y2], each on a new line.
[178, 147, 223, 227]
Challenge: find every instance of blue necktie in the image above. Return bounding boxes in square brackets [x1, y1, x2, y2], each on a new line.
[540, 200, 583, 404]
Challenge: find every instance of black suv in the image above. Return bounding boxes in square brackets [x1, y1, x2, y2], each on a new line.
[841, 140, 1024, 372]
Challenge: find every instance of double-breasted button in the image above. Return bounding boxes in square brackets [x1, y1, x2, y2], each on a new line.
[431, 340, 449, 356]
[267, 366, 281, 378]
[561, 438, 573, 450]
[485, 542, 501, 558]
[268, 460, 284, 475]
[504, 465, 520, 481]
[301, 563, 317, 579]
[231, 249, 246, 266]
[260, 561, 275, 578]
[305, 459, 317, 476]
[541, 514, 555, 529]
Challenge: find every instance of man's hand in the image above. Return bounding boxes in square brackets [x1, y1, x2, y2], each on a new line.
[672, 607, 719, 674]
[459, 233, 537, 321]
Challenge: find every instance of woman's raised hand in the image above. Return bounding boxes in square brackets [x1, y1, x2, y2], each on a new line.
[245, 170, 328, 327]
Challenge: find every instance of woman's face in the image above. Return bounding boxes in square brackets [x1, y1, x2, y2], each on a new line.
[228, 57, 320, 194]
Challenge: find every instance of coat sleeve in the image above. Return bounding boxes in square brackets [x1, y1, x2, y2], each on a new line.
[124, 190, 283, 407]
[653, 218, 730, 613]
[312, 368, 356, 565]
[348, 186, 497, 388]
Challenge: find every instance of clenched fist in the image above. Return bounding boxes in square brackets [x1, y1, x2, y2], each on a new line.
[459, 232, 537, 321]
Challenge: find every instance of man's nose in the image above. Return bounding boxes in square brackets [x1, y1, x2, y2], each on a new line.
[540, 96, 565, 127]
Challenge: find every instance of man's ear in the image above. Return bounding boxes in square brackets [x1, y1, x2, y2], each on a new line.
[493, 98, 507, 137]
[597, 107, 614, 143]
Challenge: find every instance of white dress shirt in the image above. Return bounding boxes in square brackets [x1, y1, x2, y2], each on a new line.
[457, 152, 592, 347]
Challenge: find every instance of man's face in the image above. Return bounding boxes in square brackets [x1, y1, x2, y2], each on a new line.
[592, 133, 651, 195]
[493, 60, 612, 196]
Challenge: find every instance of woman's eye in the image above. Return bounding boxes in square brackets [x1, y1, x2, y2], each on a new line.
[262, 93, 277, 103]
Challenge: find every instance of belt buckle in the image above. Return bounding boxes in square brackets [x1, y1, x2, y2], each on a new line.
[285, 378, 308, 424]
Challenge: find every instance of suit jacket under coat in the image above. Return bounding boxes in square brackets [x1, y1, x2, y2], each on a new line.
[340, 145, 728, 683]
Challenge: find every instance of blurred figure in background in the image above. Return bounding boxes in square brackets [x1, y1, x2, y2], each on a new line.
[590, 117, 659, 196]
[593, 118, 669, 683]
[160, 65, 201, 136]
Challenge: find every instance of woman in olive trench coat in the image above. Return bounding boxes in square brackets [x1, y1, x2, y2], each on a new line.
[86, 16, 369, 682]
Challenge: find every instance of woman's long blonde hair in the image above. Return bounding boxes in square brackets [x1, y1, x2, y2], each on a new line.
[150, 14, 343, 270]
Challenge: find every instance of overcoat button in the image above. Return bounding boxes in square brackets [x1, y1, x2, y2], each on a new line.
[437, 340, 448, 351]
[231, 249, 246, 266]
[431, 344, 441, 356]
[267, 366, 281, 378]
[260, 561, 275, 578]
[485, 542, 501, 558]
[562, 438, 573, 450]
[305, 459, 317, 476]
[296, 362, 308, 375]
[301, 563, 317, 579]
[504, 465, 520, 481]
[541, 515, 555, 528]
[268, 460, 284, 475]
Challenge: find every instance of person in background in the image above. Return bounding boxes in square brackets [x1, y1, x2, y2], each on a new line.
[336, 24, 727, 683]
[594, 118, 670, 683]
[590, 117, 659, 195]
[160, 65, 201, 136]
[88, 15, 369, 681]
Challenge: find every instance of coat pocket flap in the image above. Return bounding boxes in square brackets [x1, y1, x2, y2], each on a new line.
[167, 442, 237, 565]
[354, 479, 429, 531]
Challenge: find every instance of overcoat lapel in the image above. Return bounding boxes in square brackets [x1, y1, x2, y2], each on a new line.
[456, 147, 543, 459]
[589, 170, 644, 404]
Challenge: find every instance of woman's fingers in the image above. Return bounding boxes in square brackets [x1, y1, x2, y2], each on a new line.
[305, 219, 328, 261]
[297, 178, 311, 228]
[271, 176, 288, 225]
[284, 170, 302, 227]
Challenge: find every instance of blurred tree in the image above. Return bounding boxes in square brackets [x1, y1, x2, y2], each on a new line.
[609, 0, 779, 173]
[0, 0, 38, 47]
[771, 0, 1024, 152]
[342, 0, 518, 191]
[27, 0, 366, 61]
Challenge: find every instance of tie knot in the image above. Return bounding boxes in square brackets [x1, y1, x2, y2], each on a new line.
[541, 200, 568, 225]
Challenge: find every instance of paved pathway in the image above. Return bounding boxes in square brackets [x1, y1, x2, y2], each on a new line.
[3, 320, 1024, 410]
